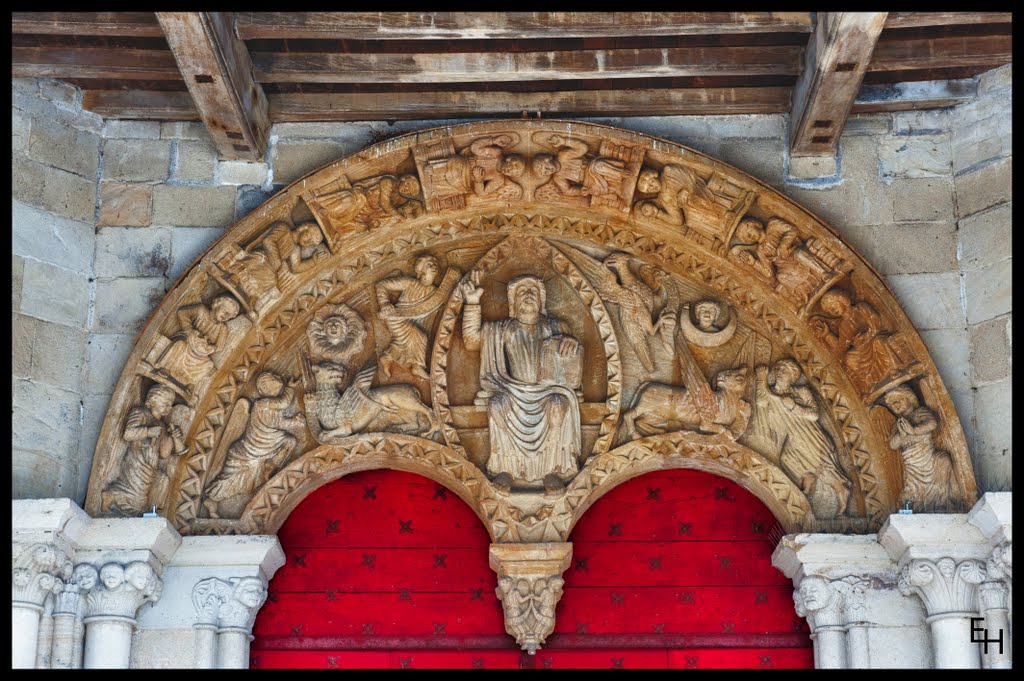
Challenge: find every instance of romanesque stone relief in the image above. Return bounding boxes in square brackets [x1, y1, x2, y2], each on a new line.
[87, 120, 976, 545]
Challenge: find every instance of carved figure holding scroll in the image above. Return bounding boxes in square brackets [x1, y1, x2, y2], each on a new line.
[460, 272, 582, 495]
[624, 366, 752, 440]
[154, 295, 241, 393]
[376, 255, 460, 380]
[882, 385, 954, 511]
[750, 359, 851, 519]
[203, 371, 306, 518]
[102, 384, 188, 515]
[532, 133, 628, 205]
[810, 288, 903, 391]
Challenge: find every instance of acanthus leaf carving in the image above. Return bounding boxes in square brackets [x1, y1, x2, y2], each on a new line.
[898, 557, 986, 617]
[82, 561, 162, 620]
[12, 543, 72, 607]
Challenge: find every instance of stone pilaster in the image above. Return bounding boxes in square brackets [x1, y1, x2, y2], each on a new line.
[489, 543, 572, 654]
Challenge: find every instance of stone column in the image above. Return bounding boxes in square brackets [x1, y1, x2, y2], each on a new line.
[978, 580, 1011, 669]
[190, 575, 268, 668]
[793, 575, 848, 669]
[11, 543, 71, 669]
[82, 562, 162, 669]
[898, 558, 986, 669]
[986, 541, 1012, 635]
[50, 569, 90, 670]
[838, 577, 871, 668]
[489, 543, 572, 655]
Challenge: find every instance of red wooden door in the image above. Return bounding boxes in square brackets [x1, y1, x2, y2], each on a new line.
[250, 468, 812, 669]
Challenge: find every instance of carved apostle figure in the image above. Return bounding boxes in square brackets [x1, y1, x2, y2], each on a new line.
[810, 288, 905, 392]
[460, 272, 583, 494]
[882, 385, 955, 511]
[262, 221, 330, 287]
[203, 371, 306, 518]
[748, 359, 851, 519]
[532, 133, 628, 207]
[729, 217, 828, 306]
[316, 174, 424, 232]
[423, 134, 525, 206]
[376, 255, 460, 380]
[154, 295, 242, 393]
[102, 384, 187, 515]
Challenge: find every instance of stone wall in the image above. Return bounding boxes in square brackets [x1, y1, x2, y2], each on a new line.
[10, 65, 1011, 503]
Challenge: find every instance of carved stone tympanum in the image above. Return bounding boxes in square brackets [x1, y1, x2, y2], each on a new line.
[85, 120, 976, 544]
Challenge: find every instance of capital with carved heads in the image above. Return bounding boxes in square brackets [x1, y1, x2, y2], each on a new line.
[82, 561, 162, 621]
[793, 575, 846, 631]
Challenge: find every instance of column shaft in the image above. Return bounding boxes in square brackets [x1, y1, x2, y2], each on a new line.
[846, 624, 870, 668]
[51, 613, 79, 669]
[929, 615, 981, 669]
[83, 617, 135, 669]
[11, 603, 43, 669]
[217, 629, 252, 668]
[814, 627, 848, 669]
[194, 625, 218, 669]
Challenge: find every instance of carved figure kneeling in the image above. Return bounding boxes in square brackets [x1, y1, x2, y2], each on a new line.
[623, 367, 751, 440]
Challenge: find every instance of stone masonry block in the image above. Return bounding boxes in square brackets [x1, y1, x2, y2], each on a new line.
[28, 318, 88, 392]
[13, 313, 33, 379]
[102, 120, 161, 139]
[12, 378, 82, 465]
[12, 84, 103, 135]
[152, 184, 237, 228]
[919, 328, 971, 394]
[787, 155, 837, 181]
[95, 227, 172, 278]
[879, 134, 951, 179]
[174, 139, 218, 182]
[835, 135, 880, 184]
[271, 140, 352, 185]
[85, 333, 136, 396]
[717, 139, 785, 188]
[19, 260, 90, 328]
[972, 378, 1012, 492]
[97, 182, 153, 227]
[38, 78, 79, 106]
[160, 121, 211, 140]
[103, 138, 172, 182]
[12, 201, 96, 274]
[13, 448, 79, 501]
[92, 277, 168, 334]
[958, 203, 1011, 271]
[841, 114, 892, 136]
[169, 226, 224, 282]
[964, 258, 1012, 325]
[13, 255, 25, 310]
[840, 223, 957, 275]
[969, 315, 1011, 385]
[787, 180, 895, 228]
[78, 393, 113, 503]
[952, 118, 1011, 173]
[977, 64, 1012, 96]
[217, 160, 269, 186]
[886, 272, 964, 330]
[954, 156, 1011, 218]
[12, 156, 96, 222]
[27, 120, 100, 179]
[889, 177, 955, 222]
[892, 110, 950, 136]
[12, 107, 30, 153]
[236, 184, 285, 221]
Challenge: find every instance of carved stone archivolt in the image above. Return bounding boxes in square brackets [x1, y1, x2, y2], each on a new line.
[86, 120, 978, 543]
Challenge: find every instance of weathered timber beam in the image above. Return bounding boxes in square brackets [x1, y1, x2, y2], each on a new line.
[81, 87, 793, 120]
[790, 12, 888, 156]
[11, 47, 182, 81]
[267, 88, 793, 120]
[11, 12, 164, 36]
[851, 78, 977, 113]
[884, 12, 1011, 29]
[156, 12, 270, 161]
[236, 12, 812, 40]
[868, 35, 1012, 73]
[251, 46, 802, 84]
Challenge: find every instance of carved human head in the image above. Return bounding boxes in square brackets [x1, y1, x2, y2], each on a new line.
[735, 218, 764, 244]
[231, 576, 267, 609]
[414, 254, 441, 285]
[532, 154, 559, 178]
[883, 384, 920, 416]
[211, 295, 241, 323]
[771, 358, 803, 389]
[72, 563, 99, 591]
[819, 289, 853, 318]
[397, 174, 421, 197]
[125, 562, 156, 592]
[308, 304, 367, 364]
[507, 275, 546, 323]
[144, 384, 177, 418]
[797, 576, 833, 612]
[99, 563, 126, 590]
[500, 154, 526, 179]
[637, 168, 662, 194]
[694, 300, 723, 331]
[296, 222, 324, 248]
[256, 371, 284, 397]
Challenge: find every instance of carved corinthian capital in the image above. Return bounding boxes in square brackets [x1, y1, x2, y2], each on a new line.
[897, 557, 986, 617]
[489, 543, 572, 654]
[82, 562, 162, 620]
[192, 576, 268, 632]
[978, 580, 1009, 612]
[12, 543, 71, 607]
[793, 575, 846, 630]
[986, 542, 1012, 584]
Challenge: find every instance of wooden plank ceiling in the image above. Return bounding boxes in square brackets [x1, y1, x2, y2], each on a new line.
[12, 11, 1012, 160]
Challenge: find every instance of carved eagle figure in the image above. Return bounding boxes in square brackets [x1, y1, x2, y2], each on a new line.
[564, 249, 662, 372]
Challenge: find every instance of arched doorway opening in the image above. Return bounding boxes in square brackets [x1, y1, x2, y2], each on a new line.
[250, 468, 811, 669]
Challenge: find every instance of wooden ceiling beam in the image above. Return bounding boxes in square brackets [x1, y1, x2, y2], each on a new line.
[852, 78, 978, 113]
[11, 47, 181, 81]
[82, 90, 200, 120]
[789, 12, 888, 157]
[250, 46, 802, 84]
[868, 35, 1012, 73]
[155, 12, 270, 161]
[883, 12, 1011, 29]
[236, 12, 812, 40]
[11, 12, 164, 36]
